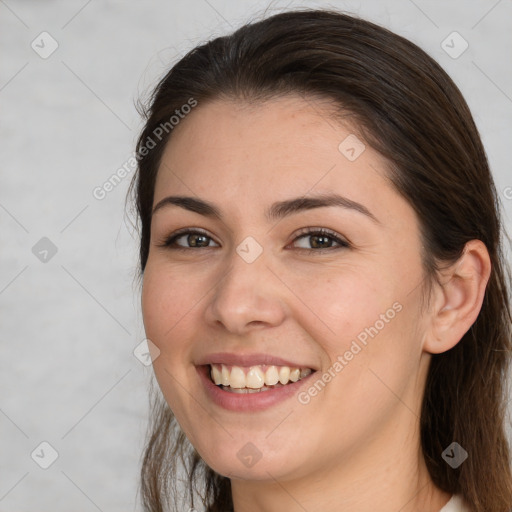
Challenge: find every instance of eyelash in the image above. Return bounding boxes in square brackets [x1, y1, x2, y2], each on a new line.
[157, 227, 350, 253]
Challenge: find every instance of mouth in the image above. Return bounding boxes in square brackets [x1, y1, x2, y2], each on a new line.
[207, 363, 315, 394]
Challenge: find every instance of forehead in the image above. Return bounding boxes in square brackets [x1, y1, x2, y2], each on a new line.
[161, 95, 351, 156]
[156, 95, 386, 195]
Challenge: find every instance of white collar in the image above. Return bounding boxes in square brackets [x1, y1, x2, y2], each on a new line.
[439, 494, 469, 512]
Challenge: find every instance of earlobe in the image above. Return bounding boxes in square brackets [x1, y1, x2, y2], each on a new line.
[423, 240, 491, 355]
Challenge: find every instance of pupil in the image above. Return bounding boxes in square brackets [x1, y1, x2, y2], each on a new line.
[190, 234, 209, 247]
[311, 235, 331, 248]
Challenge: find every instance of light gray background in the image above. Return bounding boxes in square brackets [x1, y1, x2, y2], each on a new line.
[1, 0, 511, 510]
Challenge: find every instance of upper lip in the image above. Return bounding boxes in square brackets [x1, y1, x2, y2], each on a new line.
[196, 352, 317, 370]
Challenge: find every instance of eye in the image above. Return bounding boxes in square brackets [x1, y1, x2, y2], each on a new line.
[157, 227, 350, 252]
[289, 227, 350, 251]
[158, 228, 219, 250]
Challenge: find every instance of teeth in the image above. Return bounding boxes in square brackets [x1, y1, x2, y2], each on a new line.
[221, 365, 230, 386]
[246, 367, 265, 389]
[211, 365, 222, 385]
[279, 366, 290, 385]
[230, 366, 246, 389]
[209, 363, 313, 390]
[289, 369, 300, 382]
[264, 365, 279, 386]
[300, 368, 312, 379]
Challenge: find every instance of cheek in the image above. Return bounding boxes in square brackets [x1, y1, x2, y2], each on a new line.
[284, 264, 399, 353]
[141, 262, 202, 348]
[289, 264, 419, 402]
[141, 264, 205, 438]
[141, 263, 200, 401]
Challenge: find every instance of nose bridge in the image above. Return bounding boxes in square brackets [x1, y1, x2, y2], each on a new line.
[205, 237, 286, 333]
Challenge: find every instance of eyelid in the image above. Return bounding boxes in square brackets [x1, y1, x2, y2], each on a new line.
[289, 227, 350, 250]
[157, 227, 219, 249]
[157, 226, 350, 252]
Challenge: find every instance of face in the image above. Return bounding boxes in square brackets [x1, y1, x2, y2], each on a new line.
[142, 95, 432, 483]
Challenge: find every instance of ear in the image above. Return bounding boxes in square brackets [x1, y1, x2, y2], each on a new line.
[423, 240, 491, 355]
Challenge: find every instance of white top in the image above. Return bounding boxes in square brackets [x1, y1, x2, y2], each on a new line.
[439, 494, 469, 512]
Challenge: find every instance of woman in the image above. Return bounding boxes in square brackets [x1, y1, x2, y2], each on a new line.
[129, 8, 512, 512]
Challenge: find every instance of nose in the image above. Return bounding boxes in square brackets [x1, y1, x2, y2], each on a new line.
[204, 246, 287, 335]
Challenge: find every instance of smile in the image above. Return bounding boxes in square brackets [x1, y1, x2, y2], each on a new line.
[209, 364, 313, 393]
[196, 354, 318, 411]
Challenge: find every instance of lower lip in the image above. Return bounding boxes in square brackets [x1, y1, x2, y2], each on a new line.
[196, 365, 316, 412]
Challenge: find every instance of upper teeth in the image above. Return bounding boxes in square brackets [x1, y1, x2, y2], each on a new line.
[210, 364, 312, 389]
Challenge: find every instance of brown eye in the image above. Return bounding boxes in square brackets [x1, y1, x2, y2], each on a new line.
[291, 228, 349, 251]
[181, 233, 211, 248]
[159, 229, 219, 250]
[158, 227, 349, 252]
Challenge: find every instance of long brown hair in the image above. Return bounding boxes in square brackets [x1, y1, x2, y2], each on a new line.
[128, 9, 512, 512]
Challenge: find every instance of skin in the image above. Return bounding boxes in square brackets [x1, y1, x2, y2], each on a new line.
[141, 95, 490, 512]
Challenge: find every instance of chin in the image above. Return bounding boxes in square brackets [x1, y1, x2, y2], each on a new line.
[193, 437, 310, 483]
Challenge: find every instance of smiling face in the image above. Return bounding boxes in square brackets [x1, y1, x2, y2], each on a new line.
[141, 95, 433, 485]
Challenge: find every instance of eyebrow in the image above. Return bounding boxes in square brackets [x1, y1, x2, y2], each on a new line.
[151, 193, 380, 224]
